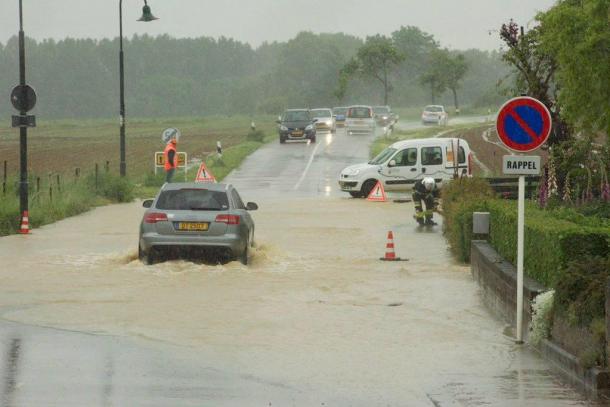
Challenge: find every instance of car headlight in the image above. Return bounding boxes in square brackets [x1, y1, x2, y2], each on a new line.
[280, 125, 288, 131]
[305, 124, 314, 131]
[343, 168, 360, 176]
[383, 116, 388, 120]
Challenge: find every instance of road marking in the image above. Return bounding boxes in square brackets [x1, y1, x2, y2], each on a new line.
[293, 141, 323, 190]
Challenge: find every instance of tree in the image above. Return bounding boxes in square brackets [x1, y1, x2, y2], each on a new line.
[537, 0, 610, 137]
[336, 35, 404, 105]
[445, 53, 469, 112]
[418, 49, 448, 104]
[499, 20, 569, 145]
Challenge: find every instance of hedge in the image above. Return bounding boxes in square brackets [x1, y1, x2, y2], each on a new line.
[442, 179, 610, 287]
[486, 200, 610, 287]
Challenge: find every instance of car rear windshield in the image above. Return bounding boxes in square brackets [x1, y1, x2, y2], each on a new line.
[348, 107, 372, 118]
[424, 106, 443, 112]
[333, 108, 347, 115]
[311, 110, 331, 118]
[283, 111, 310, 121]
[373, 106, 390, 114]
[369, 147, 397, 165]
[156, 189, 229, 211]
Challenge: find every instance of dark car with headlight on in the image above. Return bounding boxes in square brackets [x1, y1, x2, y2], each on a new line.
[373, 106, 397, 128]
[139, 182, 258, 265]
[277, 109, 317, 143]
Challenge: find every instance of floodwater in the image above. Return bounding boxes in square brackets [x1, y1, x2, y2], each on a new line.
[0, 122, 600, 405]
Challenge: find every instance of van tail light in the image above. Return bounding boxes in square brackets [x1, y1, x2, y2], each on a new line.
[144, 212, 168, 224]
[468, 152, 473, 176]
[215, 214, 240, 225]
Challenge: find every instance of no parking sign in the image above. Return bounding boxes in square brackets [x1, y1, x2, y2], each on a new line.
[496, 96, 552, 152]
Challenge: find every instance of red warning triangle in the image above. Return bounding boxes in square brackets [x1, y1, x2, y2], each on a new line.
[195, 162, 216, 183]
[367, 181, 387, 202]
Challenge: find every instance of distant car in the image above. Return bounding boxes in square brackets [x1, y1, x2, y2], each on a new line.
[372, 106, 397, 128]
[139, 182, 258, 265]
[338, 137, 472, 197]
[332, 106, 348, 127]
[310, 108, 336, 133]
[345, 105, 375, 136]
[277, 109, 317, 143]
[421, 105, 449, 126]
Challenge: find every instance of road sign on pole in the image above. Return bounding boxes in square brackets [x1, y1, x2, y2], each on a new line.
[496, 96, 552, 152]
[496, 96, 551, 344]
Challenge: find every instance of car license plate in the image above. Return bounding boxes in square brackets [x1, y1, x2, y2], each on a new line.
[176, 222, 209, 231]
[292, 131, 303, 136]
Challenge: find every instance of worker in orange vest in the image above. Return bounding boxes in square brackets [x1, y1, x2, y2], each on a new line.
[163, 136, 178, 183]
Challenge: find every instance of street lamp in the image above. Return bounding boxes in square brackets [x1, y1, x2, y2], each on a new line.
[119, 0, 158, 177]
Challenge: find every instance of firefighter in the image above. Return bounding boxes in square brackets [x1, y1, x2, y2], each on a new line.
[163, 136, 178, 183]
[413, 177, 440, 226]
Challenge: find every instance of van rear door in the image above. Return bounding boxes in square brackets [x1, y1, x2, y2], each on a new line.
[419, 145, 447, 180]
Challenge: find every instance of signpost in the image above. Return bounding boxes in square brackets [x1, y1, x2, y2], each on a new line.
[154, 152, 187, 181]
[496, 96, 551, 343]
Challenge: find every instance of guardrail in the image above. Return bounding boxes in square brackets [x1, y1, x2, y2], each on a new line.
[485, 176, 541, 199]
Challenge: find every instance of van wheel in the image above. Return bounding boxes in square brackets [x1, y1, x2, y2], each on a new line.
[361, 179, 377, 197]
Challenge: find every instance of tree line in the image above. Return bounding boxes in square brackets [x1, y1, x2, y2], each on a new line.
[0, 27, 509, 120]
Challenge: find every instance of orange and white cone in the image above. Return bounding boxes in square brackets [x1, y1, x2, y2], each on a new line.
[380, 231, 406, 261]
[19, 211, 30, 234]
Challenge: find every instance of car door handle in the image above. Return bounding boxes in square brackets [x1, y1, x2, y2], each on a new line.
[410, 168, 417, 172]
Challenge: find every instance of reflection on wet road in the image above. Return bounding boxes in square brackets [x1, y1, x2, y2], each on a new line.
[0, 122, 601, 405]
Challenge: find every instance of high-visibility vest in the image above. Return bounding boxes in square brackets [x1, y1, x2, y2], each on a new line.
[163, 143, 177, 171]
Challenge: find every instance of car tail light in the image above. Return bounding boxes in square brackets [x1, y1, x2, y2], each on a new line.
[215, 214, 240, 225]
[468, 152, 473, 176]
[144, 212, 168, 224]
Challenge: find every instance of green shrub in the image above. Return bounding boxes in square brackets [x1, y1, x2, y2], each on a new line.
[441, 178, 495, 262]
[487, 200, 610, 286]
[86, 173, 134, 202]
[246, 130, 266, 143]
[554, 256, 610, 326]
[143, 171, 166, 187]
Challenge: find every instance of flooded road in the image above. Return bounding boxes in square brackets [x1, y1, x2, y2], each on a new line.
[0, 124, 598, 405]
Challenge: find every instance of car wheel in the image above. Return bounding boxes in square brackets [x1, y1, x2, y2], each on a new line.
[240, 238, 249, 266]
[140, 245, 155, 265]
[310, 136, 316, 143]
[361, 179, 377, 197]
[280, 136, 286, 144]
[349, 191, 363, 198]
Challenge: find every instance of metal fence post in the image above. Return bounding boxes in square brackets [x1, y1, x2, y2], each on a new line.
[606, 278, 610, 368]
[95, 163, 99, 191]
[36, 176, 40, 192]
[2, 160, 6, 196]
[56, 174, 61, 193]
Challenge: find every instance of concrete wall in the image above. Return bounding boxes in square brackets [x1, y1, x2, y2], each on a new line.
[470, 240, 610, 397]
[470, 240, 545, 337]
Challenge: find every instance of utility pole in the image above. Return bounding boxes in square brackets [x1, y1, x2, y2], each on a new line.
[10, 0, 37, 234]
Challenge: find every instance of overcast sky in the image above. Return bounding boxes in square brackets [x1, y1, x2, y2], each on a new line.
[0, 0, 556, 50]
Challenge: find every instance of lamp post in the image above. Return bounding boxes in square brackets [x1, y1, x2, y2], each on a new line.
[119, 0, 158, 177]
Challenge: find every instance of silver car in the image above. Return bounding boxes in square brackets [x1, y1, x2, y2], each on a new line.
[139, 182, 257, 265]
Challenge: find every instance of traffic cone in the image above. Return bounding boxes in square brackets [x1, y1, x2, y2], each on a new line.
[19, 211, 30, 234]
[380, 231, 405, 261]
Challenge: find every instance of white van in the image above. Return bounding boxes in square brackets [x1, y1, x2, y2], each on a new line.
[338, 137, 473, 197]
[345, 105, 376, 136]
